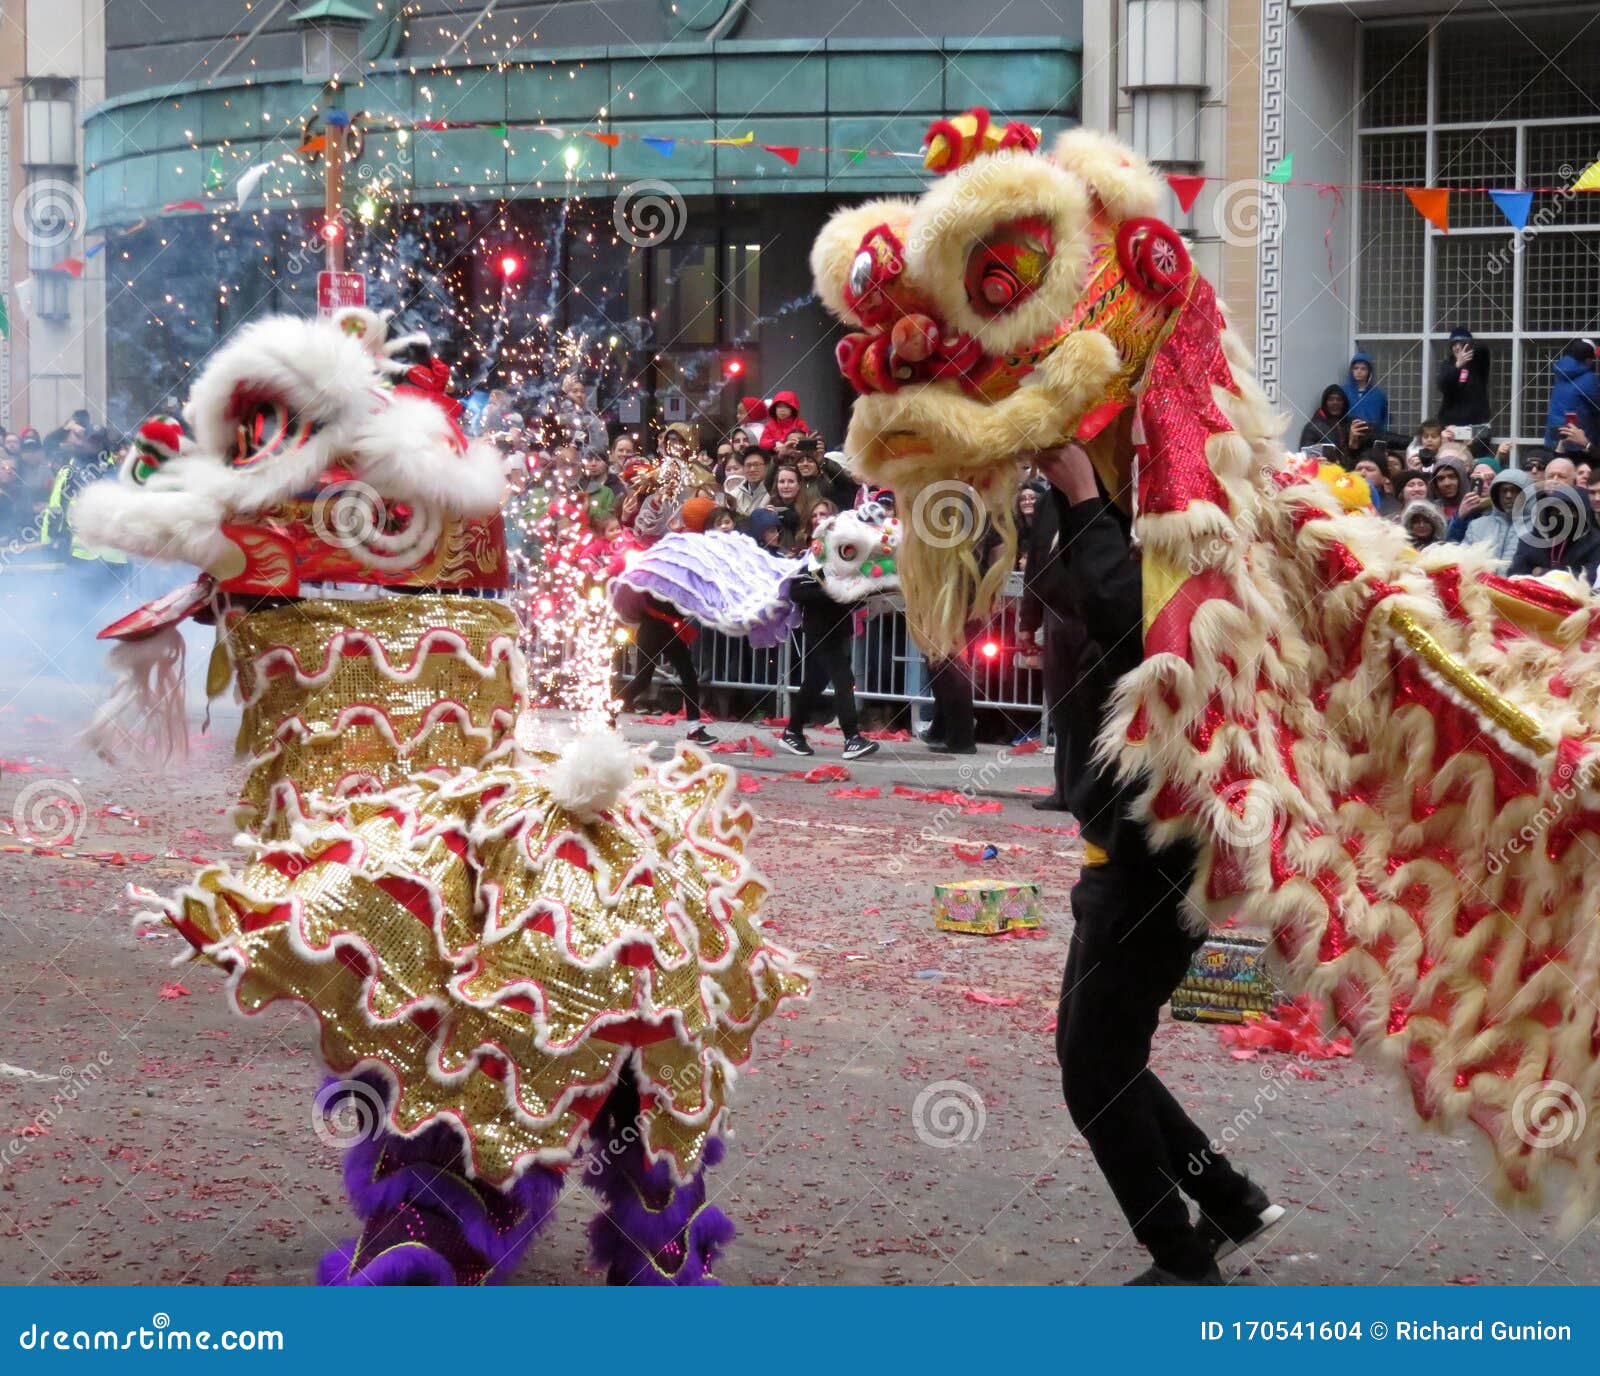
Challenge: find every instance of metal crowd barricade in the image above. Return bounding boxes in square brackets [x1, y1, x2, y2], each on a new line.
[613, 574, 1049, 738]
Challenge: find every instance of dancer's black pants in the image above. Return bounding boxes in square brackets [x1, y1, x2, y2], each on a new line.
[789, 621, 859, 737]
[1055, 846, 1256, 1274]
[926, 653, 975, 748]
[622, 612, 702, 721]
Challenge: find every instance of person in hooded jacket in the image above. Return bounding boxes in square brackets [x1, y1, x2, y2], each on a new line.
[1508, 484, 1600, 582]
[1297, 386, 1371, 464]
[1341, 352, 1389, 432]
[758, 390, 810, 450]
[1402, 499, 1448, 550]
[1428, 452, 1469, 523]
[1543, 340, 1600, 449]
[1458, 466, 1534, 567]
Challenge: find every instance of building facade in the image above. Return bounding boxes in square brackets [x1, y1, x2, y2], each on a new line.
[2, 0, 106, 430]
[58, 1, 1600, 445]
[79, 0, 1084, 434]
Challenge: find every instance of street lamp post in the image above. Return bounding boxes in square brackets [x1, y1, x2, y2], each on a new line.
[292, 1, 372, 274]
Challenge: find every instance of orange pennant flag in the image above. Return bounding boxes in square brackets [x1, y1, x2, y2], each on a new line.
[298, 134, 328, 157]
[587, 132, 620, 148]
[1405, 187, 1450, 233]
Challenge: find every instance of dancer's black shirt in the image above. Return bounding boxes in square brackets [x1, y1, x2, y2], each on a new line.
[1041, 487, 1151, 858]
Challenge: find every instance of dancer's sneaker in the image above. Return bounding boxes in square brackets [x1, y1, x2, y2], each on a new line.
[685, 724, 718, 747]
[840, 735, 879, 761]
[778, 730, 814, 757]
[1031, 795, 1070, 812]
[1126, 1260, 1224, 1286]
[1197, 1186, 1286, 1261]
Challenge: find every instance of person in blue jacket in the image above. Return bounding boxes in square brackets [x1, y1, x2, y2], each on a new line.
[1544, 340, 1600, 449]
[1341, 351, 1389, 432]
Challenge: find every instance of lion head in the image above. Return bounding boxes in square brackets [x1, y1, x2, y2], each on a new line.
[812, 112, 1194, 654]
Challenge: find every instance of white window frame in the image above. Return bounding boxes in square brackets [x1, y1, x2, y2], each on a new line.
[1352, 9, 1600, 445]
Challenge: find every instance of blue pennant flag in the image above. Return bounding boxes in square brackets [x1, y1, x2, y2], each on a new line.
[642, 137, 676, 157]
[1489, 189, 1533, 230]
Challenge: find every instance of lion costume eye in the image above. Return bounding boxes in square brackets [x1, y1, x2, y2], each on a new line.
[962, 216, 1056, 317]
[849, 249, 875, 299]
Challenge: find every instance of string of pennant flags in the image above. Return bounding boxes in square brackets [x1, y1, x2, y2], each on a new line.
[37, 128, 1600, 279]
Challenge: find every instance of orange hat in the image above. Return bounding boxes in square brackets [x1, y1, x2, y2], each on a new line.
[679, 497, 719, 532]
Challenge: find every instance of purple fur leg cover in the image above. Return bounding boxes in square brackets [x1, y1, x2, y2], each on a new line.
[583, 1078, 736, 1285]
[317, 1075, 563, 1285]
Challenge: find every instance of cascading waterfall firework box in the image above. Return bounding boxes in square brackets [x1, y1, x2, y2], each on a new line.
[932, 879, 1043, 935]
[1169, 933, 1284, 1024]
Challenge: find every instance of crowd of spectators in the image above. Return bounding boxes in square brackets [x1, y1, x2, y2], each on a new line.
[1297, 335, 1600, 582]
[484, 379, 866, 567]
[0, 411, 123, 559]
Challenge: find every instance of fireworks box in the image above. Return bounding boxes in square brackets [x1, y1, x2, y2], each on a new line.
[1170, 933, 1284, 1023]
[932, 879, 1043, 935]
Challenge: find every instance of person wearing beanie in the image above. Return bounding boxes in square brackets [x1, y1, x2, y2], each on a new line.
[740, 506, 786, 553]
[678, 496, 718, 533]
[1437, 326, 1493, 430]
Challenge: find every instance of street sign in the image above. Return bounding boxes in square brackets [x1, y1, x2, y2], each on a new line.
[317, 270, 366, 315]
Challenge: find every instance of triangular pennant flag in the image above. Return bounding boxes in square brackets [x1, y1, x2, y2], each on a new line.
[203, 147, 227, 191]
[1265, 154, 1293, 183]
[1573, 158, 1600, 192]
[642, 137, 676, 157]
[495, 123, 509, 140]
[51, 257, 85, 278]
[762, 144, 801, 166]
[161, 200, 206, 213]
[1166, 173, 1206, 213]
[84, 240, 107, 259]
[298, 133, 328, 156]
[848, 148, 867, 165]
[1488, 189, 1533, 230]
[1405, 186, 1451, 233]
[708, 131, 754, 147]
[587, 132, 620, 148]
[234, 160, 275, 209]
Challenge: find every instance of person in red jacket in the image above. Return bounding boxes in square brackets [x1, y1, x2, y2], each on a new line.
[759, 390, 810, 449]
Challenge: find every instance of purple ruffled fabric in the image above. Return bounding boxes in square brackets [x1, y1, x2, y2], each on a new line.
[582, 1077, 734, 1285]
[317, 1074, 563, 1286]
[611, 530, 804, 648]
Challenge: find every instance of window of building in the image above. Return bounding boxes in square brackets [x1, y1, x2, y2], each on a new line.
[1355, 11, 1600, 443]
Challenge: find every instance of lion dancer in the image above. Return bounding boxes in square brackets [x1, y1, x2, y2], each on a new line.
[1029, 442, 1282, 1285]
[70, 308, 807, 1286]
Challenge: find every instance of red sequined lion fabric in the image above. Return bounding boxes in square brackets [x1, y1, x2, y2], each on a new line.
[814, 111, 1600, 1226]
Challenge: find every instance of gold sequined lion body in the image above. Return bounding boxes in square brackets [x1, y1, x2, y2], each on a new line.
[72, 309, 806, 1285]
[814, 114, 1600, 1227]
